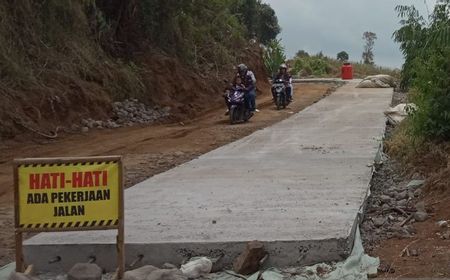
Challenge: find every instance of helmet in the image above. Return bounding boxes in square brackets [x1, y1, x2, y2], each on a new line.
[280, 63, 288, 70]
[237, 64, 248, 73]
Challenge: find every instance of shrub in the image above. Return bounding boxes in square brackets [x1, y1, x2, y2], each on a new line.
[394, 1, 450, 140]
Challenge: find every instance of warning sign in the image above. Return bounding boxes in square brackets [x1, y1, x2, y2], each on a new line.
[15, 157, 122, 230]
[13, 156, 124, 276]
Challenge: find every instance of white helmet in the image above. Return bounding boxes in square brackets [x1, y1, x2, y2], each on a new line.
[280, 63, 288, 69]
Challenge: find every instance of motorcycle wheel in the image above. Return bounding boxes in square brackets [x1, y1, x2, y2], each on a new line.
[229, 106, 237, 124]
[276, 95, 282, 110]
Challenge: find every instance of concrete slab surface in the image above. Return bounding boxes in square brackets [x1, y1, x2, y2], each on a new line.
[24, 82, 393, 272]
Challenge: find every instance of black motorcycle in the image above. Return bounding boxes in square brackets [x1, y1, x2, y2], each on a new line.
[226, 89, 253, 125]
[272, 78, 289, 110]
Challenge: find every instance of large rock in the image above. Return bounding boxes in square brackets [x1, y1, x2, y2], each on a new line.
[233, 241, 267, 275]
[414, 211, 428, 222]
[67, 263, 102, 280]
[146, 269, 187, 280]
[407, 180, 425, 190]
[124, 265, 159, 280]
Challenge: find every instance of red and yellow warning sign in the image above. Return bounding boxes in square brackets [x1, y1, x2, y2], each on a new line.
[13, 156, 125, 276]
[14, 157, 122, 230]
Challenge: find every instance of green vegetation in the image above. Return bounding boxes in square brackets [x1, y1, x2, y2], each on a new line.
[394, 0, 450, 140]
[263, 39, 286, 77]
[336, 51, 349, 62]
[289, 52, 398, 78]
[0, 0, 280, 97]
[138, 0, 280, 67]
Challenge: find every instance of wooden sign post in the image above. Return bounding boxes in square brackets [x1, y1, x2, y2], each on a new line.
[13, 156, 125, 279]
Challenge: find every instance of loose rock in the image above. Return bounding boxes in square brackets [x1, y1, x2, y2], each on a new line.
[396, 190, 408, 200]
[373, 217, 385, 228]
[233, 241, 267, 275]
[407, 180, 425, 191]
[414, 211, 428, 222]
[415, 201, 426, 212]
[437, 220, 449, 228]
[67, 263, 102, 280]
[410, 249, 419, 257]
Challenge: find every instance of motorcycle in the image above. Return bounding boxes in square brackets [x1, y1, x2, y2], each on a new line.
[272, 78, 289, 110]
[226, 88, 253, 125]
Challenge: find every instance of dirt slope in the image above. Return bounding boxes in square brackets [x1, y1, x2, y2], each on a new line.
[0, 1, 270, 139]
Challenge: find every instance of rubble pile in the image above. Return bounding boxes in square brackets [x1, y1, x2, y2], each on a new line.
[80, 99, 171, 131]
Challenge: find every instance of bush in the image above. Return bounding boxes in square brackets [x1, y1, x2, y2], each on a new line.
[394, 2, 450, 140]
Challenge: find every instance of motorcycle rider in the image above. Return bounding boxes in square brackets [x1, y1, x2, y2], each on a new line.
[272, 63, 293, 102]
[237, 64, 258, 112]
[224, 76, 246, 115]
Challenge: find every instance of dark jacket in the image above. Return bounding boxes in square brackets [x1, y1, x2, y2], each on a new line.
[237, 70, 256, 92]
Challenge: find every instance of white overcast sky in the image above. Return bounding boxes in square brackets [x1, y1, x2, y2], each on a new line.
[262, 0, 436, 68]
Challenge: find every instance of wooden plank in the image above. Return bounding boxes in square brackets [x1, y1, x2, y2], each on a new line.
[117, 157, 125, 279]
[13, 161, 24, 272]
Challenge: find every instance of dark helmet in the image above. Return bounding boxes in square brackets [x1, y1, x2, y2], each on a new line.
[237, 64, 248, 73]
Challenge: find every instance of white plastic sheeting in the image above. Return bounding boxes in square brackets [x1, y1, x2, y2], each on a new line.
[356, 75, 397, 88]
[384, 103, 416, 125]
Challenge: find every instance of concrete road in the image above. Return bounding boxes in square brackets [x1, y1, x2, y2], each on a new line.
[24, 81, 393, 272]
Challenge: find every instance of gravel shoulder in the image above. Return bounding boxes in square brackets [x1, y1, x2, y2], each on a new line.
[361, 90, 450, 278]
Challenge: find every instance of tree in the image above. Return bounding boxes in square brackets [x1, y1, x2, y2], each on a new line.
[295, 50, 309, 58]
[255, 3, 280, 44]
[336, 51, 349, 61]
[263, 39, 286, 77]
[393, 1, 450, 140]
[229, 0, 280, 44]
[362, 31, 377, 64]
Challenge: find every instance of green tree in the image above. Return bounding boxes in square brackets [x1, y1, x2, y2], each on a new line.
[394, 1, 450, 140]
[255, 3, 281, 44]
[229, 0, 280, 44]
[263, 39, 286, 77]
[295, 50, 310, 58]
[362, 31, 377, 64]
[337, 51, 349, 61]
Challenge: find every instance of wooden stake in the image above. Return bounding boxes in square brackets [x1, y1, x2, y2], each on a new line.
[117, 158, 125, 279]
[15, 231, 23, 272]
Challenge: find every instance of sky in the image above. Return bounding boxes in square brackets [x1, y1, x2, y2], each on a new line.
[262, 0, 436, 68]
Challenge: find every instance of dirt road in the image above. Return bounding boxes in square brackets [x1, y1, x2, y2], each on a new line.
[0, 83, 336, 266]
